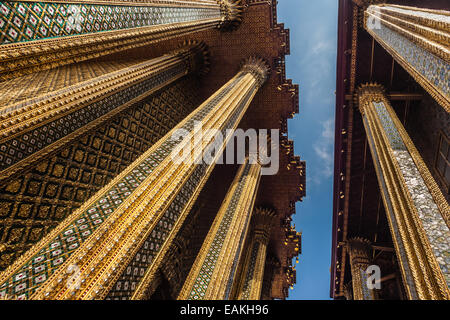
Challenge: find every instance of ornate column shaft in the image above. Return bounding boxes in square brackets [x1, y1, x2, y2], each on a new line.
[0, 0, 242, 80]
[178, 158, 262, 300]
[234, 207, 276, 300]
[358, 83, 450, 300]
[347, 238, 376, 300]
[364, 4, 450, 111]
[343, 282, 353, 300]
[0, 41, 209, 182]
[0, 57, 269, 300]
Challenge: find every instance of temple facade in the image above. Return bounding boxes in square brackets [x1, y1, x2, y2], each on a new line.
[0, 0, 305, 300]
[332, 0, 449, 300]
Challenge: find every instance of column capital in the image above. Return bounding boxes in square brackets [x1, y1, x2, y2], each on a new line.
[175, 40, 211, 76]
[240, 57, 271, 88]
[346, 237, 372, 268]
[343, 282, 353, 300]
[356, 82, 386, 115]
[217, 0, 243, 30]
[253, 207, 277, 245]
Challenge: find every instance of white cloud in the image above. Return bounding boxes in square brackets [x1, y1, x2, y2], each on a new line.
[311, 39, 334, 56]
[312, 119, 335, 185]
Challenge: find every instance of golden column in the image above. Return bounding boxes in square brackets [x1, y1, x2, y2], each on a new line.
[358, 83, 450, 300]
[364, 4, 450, 111]
[178, 158, 262, 300]
[0, 0, 242, 80]
[0, 57, 269, 300]
[346, 238, 376, 300]
[233, 207, 276, 300]
[0, 41, 209, 182]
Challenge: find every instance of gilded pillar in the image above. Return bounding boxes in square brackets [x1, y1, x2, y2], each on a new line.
[364, 4, 450, 111]
[0, 0, 242, 80]
[234, 207, 276, 300]
[260, 255, 280, 300]
[0, 41, 209, 182]
[358, 83, 450, 300]
[178, 158, 261, 300]
[0, 57, 269, 300]
[346, 238, 376, 300]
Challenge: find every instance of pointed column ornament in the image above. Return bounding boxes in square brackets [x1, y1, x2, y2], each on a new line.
[0, 0, 242, 80]
[0, 56, 269, 300]
[364, 4, 450, 111]
[346, 238, 377, 300]
[0, 41, 210, 183]
[178, 157, 262, 300]
[233, 207, 277, 300]
[358, 83, 450, 300]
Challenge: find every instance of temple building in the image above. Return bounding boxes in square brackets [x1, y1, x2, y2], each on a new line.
[0, 1, 305, 300]
[332, 0, 449, 300]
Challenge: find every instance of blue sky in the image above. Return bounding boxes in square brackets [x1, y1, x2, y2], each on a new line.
[277, 0, 338, 300]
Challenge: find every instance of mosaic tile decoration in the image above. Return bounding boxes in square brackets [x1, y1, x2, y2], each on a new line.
[380, 5, 450, 27]
[224, 200, 253, 299]
[363, 115, 418, 299]
[187, 162, 252, 300]
[239, 241, 259, 300]
[359, 268, 374, 300]
[0, 1, 221, 44]
[368, 22, 450, 101]
[105, 75, 256, 300]
[373, 101, 450, 288]
[0, 74, 245, 300]
[0, 60, 186, 172]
